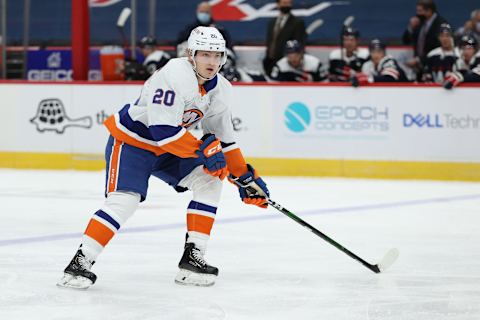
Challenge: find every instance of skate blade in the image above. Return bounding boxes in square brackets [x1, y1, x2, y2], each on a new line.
[56, 273, 93, 290]
[174, 268, 216, 287]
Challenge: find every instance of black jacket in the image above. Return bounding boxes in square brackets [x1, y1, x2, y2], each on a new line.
[264, 14, 306, 68]
[402, 14, 448, 61]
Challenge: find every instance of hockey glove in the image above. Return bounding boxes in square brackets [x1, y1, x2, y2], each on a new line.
[196, 134, 228, 180]
[443, 71, 464, 90]
[351, 72, 370, 87]
[228, 164, 270, 209]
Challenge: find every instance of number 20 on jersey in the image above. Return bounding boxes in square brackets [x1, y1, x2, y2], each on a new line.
[153, 89, 175, 106]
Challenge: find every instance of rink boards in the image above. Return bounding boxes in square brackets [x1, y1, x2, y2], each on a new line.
[1, 81, 480, 180]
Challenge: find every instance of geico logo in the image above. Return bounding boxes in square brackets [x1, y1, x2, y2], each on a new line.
[206, 144, 222, 155]
[403, 114, 443, 128]
[315, 106, 388, 120]
[27, 70, 73, 81]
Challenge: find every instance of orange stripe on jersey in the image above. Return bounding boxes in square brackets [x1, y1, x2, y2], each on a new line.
[105, 115, 167, 156]
[105, 115, 201, 158]
[107, 139, 122, 193]
[84, 219, 115, 247]
[160, 130, 201, 158]
[224, 148, 248, 177]
[199, 85, 207, 96]
[187, 213, 215, 235]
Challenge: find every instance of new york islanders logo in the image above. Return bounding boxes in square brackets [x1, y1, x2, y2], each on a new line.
[210, 0, 349, 21]
[182, 109, 204, 128]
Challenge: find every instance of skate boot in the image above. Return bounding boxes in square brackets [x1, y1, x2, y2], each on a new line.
[57, 248, 97, 289]
[175, 242, 218, 287]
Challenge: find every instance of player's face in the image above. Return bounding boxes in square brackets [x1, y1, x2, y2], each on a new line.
[462, 46, 476, 61]
[194, 50, 223, 79]
[343, 36, 358, 52]
[439, 33, 453, 50]
[370, 49, 384, 65]
[287, 52, 303, 68]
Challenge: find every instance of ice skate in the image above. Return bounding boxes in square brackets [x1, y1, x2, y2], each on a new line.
[175, 242, 218, 287]
[57, 249, 97, 289]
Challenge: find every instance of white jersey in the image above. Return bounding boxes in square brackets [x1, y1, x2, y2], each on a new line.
[105, 58, 237, 158]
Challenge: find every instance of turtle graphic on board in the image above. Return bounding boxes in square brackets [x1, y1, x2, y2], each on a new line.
[30, 98, 93, 134]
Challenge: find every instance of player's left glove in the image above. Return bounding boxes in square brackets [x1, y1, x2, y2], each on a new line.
[196, 134, 228, 180]
[228, 164, 270, 209]
[443, 71, 464, 90]
[351, 72, 370, 87]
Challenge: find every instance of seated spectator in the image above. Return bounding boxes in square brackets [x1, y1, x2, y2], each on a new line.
[328, 27, 369, 82]
[422, 23, 459, 83]
[351, 39, 408, 86]
[270, 40, 326, 82]
[176, 1, 233, 57]
[443, 34, 480, 89]
[139, 36, 171, 76]
[402, 0, 448, 79]
[454, 9, 480, 44]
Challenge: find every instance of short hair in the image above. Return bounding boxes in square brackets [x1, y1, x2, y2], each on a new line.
[417, 0, 437, 13]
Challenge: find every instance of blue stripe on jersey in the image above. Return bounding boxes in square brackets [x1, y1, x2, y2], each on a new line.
[118, 104, 183, 142]
[118, 104, 153, 140]
[149, 125, 183, 142]
[203, 75, 218, 93]
[95, 210, 121, 230]
[187, 201, 217, 214]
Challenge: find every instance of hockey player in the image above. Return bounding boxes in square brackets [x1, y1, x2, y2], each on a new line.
[351, 39, 408, 86]
[57, 26, 270, 289]
[328, 27, 369, 82]
[443, 34, 480, 89]
[270, 40, 326, 82]
[422, 23, 460, 83]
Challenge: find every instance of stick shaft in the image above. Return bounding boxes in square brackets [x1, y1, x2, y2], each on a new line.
[267, 199, 380, 273]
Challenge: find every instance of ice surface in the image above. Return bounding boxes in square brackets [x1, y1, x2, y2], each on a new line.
[1, 169, 480, 320]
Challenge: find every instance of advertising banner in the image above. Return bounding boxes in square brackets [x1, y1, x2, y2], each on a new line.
[1, 83, 480, 166]
[26, 50, 102, 81]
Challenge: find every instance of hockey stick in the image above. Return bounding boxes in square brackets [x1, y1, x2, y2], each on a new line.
[117, 7, 132, 52]
[267, 198, 399, 273]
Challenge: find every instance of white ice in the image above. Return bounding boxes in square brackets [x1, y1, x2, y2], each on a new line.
[1, 169, 480, 320]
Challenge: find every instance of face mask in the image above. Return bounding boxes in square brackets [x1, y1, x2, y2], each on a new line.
[416, 14, 427, 23]
[197, 12, 211, 24]
[279, 6, 292, 14]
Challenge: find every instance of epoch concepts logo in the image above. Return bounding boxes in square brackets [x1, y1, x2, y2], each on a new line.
[284, 102, 311, 132]
[284, 102, 389, 134]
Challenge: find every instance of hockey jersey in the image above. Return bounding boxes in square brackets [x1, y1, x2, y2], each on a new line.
[454, 51, 480, 83]
[361, 56, 408, 82]
[422, 47, 460, 83]
[270, 54, 326, 82]
[328, 48, 369, 82]
[104, 58, 238, 159]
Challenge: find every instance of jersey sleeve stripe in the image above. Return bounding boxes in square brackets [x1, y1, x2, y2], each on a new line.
[224, 148, 247, 177]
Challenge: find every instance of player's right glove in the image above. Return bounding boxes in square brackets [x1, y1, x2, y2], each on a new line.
[443, 71, 464, 90]
[228, 164, 270, 209]
[196, 134, 228, 180]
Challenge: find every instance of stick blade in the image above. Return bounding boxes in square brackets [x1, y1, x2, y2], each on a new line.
[377, 248, 399, 272]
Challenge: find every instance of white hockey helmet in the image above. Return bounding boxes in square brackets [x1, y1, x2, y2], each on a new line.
[187, 26, 227, 66]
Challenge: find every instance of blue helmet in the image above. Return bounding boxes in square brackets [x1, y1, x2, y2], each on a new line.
[285, 40, 303, 54]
